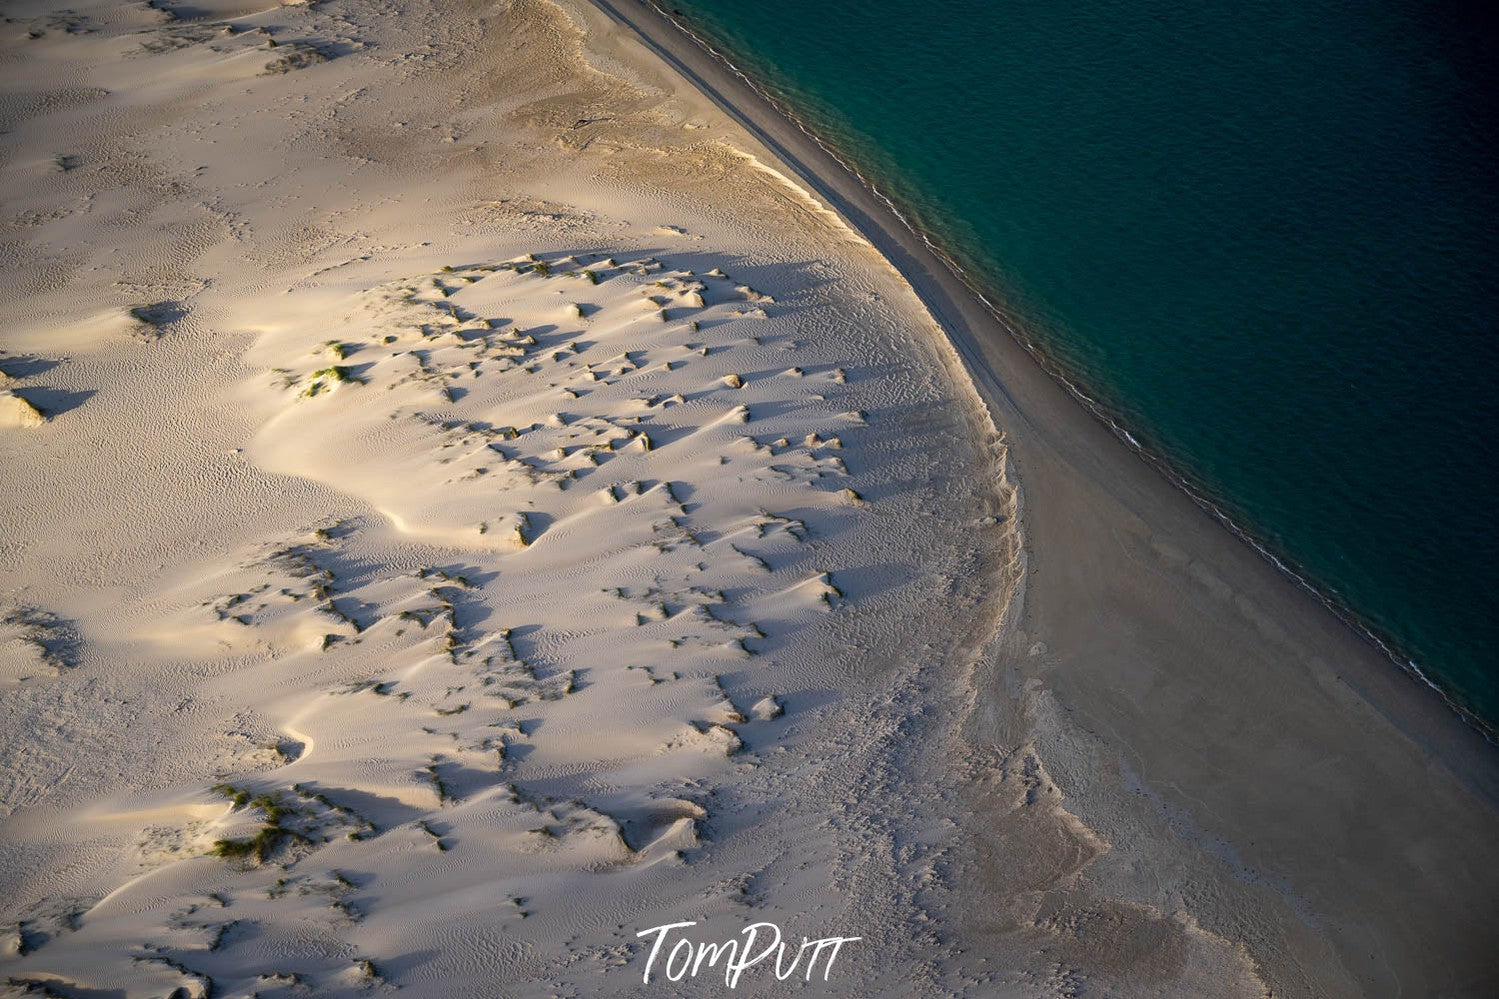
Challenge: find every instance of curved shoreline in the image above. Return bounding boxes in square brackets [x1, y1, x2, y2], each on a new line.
[591, 1, 1499, 990]
[595, 3, 1492, 747]
[590, 0, 1499, 777]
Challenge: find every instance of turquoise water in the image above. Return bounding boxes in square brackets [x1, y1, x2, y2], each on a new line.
[669, 0, 1499, 726]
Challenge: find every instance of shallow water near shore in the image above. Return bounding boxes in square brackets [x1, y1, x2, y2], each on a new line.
[670, 0, 1499, 726]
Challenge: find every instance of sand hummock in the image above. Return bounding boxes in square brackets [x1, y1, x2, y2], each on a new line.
[0, 391, 45, 429]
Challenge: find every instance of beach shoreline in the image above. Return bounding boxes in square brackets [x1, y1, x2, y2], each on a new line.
[590, 0, 1499, 991]
[593, 0, 1499, 784]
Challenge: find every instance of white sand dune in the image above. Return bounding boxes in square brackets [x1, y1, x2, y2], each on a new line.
[0, 0, 1027, 994]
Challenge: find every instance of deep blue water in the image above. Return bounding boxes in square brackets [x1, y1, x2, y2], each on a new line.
[670, 0, 1499, 726]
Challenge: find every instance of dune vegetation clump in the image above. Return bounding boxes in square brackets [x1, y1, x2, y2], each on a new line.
[262, 42, 331, 75]
[208, 781, 372, 862]
[210, 782, 251, 809]
[210, 824, 291, 863]
[208, 789, 306, 864]
[302, 366, 366, 398]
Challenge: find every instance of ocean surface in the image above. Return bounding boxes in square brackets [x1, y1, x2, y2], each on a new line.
[669, 0, 1499, 726]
